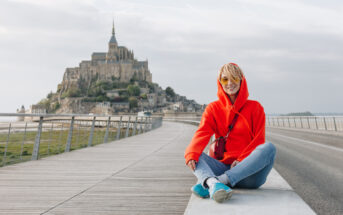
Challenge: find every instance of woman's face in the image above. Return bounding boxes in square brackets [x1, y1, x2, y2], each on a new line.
[220, 72, 241, 96]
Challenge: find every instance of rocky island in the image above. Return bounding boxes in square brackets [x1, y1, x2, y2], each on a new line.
[28, 22, 203, 115]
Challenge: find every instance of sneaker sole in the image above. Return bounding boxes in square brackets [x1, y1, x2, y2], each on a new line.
[192, 192, 210, 199]
[191, 189, 209, 199]
[213, 189, 233, 203]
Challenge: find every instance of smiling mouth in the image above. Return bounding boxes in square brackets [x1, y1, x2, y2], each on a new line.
[226, 87, 235, 91]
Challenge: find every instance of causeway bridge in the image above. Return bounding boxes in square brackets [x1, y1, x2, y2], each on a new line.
[0, 113, 342, 214]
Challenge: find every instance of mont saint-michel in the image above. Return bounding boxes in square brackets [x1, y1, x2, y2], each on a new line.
[27, 23, 203, 115]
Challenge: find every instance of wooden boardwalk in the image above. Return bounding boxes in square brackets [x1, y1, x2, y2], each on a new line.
[0, 122, 196, 214]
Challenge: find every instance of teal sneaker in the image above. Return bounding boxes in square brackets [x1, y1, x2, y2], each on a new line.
[210, 183, 233, 203]
[191, 184, 210, 198]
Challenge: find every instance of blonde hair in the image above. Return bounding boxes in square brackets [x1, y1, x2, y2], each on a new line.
[218, 63, 244, 81]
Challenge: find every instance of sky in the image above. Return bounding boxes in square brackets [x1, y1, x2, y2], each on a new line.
[0, 0, 342, 114]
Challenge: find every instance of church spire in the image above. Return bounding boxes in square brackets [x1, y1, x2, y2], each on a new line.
[112, 20, 115, 36]
[109, 20, 118, 45]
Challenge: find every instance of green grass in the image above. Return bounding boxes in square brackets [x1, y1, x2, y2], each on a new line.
[0, 124, 140, 167]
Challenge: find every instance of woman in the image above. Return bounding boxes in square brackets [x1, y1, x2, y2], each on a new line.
[184, 62, 276, 203]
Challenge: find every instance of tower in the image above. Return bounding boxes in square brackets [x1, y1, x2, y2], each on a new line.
[107, 21, 118, 62]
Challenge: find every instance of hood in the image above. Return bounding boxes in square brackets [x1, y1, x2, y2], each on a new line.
[217, 75, 249, 113]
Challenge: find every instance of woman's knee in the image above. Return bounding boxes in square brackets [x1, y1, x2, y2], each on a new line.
[258, 142, 276, 158]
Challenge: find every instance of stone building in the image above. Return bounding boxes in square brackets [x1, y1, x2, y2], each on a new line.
[16, 105, 25, 121]
[58, 22, 152, 98]
[111, 102, 130, 112]
[147, 93, 157, 107]
[30, 105, 47, 114]
[91, 102, 113, 115]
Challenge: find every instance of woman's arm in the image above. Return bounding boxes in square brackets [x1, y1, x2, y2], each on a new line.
[184, 105, 216, 164]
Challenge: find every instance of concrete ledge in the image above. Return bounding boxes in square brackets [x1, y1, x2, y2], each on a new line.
[184, 169, 315, 215]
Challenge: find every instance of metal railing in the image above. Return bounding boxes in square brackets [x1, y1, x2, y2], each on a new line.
[164, 115, 343, 133]
[0, 113, 163, 167]
[163, 116, 202, 125]
[266, 116, 343, 132]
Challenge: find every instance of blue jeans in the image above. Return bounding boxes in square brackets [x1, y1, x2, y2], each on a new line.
[194, 142, 276, 189]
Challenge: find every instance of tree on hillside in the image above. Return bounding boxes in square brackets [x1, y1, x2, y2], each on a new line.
[38, 98, 50, 111]
[61, 87, 82, 98]
[127, 85, 140, 96]
[129, 97, 138, 109]
[47, 91, 53, 99]
[166, 86, 175, 98]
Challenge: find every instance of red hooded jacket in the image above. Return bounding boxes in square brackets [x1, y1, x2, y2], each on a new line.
[184, 75, 265, 165]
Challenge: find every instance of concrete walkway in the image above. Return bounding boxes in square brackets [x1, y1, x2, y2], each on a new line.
[0, 121, 315, 214]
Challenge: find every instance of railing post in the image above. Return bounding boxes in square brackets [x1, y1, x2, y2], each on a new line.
[293, 117, 296, 128]
[88, 116, 96, 147]
[267, 117, 270, 126]
[76, 121, 81, 146]
[104, 116, 111, 143]
[333, 117, 337, 132]
[146, 117, 150, 131]
[300, 117, 303, 128]
[153, 117, 157, 129]
[125, 116, 131, 138]
[132, 116, 138, 136]
[65, 116, 75, 152]
[307, 117, 310, 129]
[116, 116, 123, 140]
[58, 124, 64, 153]
[83, 122, 87, 144]
[323, 117, 328, 130]
[32, 116, 43, 160]
[315, 116, 318, 130]
[287, 117, 291, 127]
[144, 117, 148, 132]
[138, 117, 143, 134]
[2, 123, 12, 166]
[47, 122, 53, 155]
[158, 117, 162, 128]
[149, 117, 152, 131]
[20, 122, 28, 160]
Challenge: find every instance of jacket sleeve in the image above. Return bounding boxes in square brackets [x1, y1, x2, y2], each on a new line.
[184, 105, 216, 164]
[236, 103, 265, 162]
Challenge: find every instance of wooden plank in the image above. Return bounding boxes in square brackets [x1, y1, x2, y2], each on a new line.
[0, 122, 196, 214]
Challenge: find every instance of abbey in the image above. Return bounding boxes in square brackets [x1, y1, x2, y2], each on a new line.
[25, 22, 203, 115]
[58, 23, 152, 96]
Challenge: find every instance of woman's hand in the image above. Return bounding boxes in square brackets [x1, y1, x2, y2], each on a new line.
[187, 160, 197, 171]
[231, 160, 240, 169]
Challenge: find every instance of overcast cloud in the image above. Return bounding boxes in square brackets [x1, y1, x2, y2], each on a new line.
[0, 0, 342, 114]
